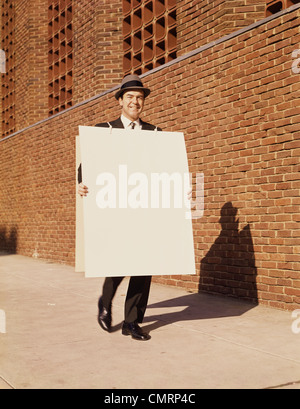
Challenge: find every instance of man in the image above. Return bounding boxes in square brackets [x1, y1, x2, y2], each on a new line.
[78, 75, 162, 341]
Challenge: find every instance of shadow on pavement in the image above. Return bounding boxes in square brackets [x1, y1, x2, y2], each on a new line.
[143, 292, 257, 333]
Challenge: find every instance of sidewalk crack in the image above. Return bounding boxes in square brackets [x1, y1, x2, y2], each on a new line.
[0, 375, 15, 389]
[264, 380, 300, 389]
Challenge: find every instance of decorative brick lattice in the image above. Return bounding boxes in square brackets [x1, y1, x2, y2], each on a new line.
[265, 0, 300, 16]
[122, 0, 177, 75]
[1, 0, 15, 137]
[48, 0, 73, 116]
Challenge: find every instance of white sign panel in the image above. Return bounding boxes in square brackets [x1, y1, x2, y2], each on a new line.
[77, 125, 196, 277]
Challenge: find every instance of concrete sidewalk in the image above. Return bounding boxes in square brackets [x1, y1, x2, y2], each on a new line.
[0, 253, 299, 390]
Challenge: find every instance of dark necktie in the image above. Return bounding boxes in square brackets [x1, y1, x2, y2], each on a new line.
[130, 122, 136, 129]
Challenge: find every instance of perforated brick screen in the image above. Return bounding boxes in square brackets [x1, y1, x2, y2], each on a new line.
[122, 0, 177, 75]
[1, 0, 15, 137]
[48, 0, 73, 116]
[265, 0, 300, 16]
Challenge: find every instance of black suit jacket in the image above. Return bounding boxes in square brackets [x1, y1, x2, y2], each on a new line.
[78, 118, 162, 183]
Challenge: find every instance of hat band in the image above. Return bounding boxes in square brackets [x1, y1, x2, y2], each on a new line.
[121, 80, 144, 90]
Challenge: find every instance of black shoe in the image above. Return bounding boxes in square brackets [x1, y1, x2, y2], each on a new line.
[122, 321, 151, 341]
[98, 297, 112, 332]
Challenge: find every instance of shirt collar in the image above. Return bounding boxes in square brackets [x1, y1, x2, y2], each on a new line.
[121, 115, 142, 130]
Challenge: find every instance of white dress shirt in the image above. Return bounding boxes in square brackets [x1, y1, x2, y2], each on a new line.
[121, 115, 142, 131]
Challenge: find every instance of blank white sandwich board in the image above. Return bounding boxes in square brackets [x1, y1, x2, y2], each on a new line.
[76, 126, 195, 278]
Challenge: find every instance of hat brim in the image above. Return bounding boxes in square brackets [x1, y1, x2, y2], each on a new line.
[115, 86, 151, 100]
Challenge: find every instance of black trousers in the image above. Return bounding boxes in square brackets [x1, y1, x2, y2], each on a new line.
[101, 276, 152, 323]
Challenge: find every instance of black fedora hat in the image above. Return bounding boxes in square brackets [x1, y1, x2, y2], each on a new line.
[115, 74, 151, 100]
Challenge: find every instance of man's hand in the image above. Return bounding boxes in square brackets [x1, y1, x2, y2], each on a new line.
[78, 183, 89, 197]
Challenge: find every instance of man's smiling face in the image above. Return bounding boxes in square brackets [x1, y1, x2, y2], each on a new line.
[119, 90, 145, 122]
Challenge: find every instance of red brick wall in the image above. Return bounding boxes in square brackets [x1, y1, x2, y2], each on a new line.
[73, 0, 123, 104]
[0, 0, 124, 135]
[13, 0, 49, 131]
[0, 1, 272, 134]
[0, 5, 299, 311]
[177, 0, 266, 56]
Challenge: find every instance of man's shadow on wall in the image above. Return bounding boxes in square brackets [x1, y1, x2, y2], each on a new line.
[144, 202, 258, 333]
[199, 202, 258, 302]
[0, 226, 18, 255]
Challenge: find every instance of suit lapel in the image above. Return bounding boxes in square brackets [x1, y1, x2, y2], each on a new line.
[140, 119, 154, 130]
[109, 118, 125, 129]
